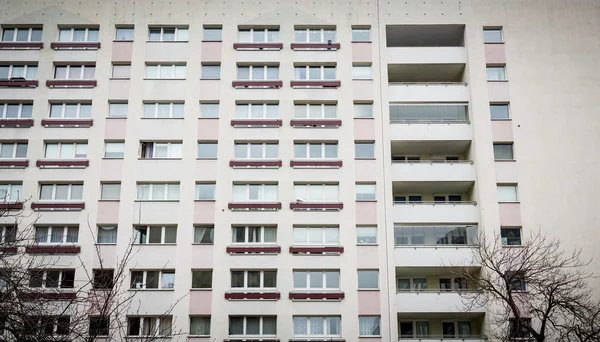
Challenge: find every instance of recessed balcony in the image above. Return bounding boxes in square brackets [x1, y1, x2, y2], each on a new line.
[388, 62, 468, 102]
[397, 313, 486, 342]
[389, 105, 472, 141]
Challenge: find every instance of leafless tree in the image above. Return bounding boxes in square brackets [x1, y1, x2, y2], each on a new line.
[452, 230, 600, 342]
[1, 197, 186, 342]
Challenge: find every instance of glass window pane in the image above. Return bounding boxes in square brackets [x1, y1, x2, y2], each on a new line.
[246, 317, 260, 335]
[325, 271, 339, 288]
[175, 65, 186, 78]
[310, 317, 324, 334]
[160, 65, 173, 78]
[202, 65, 220, 79]
[352, 28, 371, 42]
[44, 144, 59, 158]
[309, 66, 321, 80]
[267, 66, 279, 80]
[70, 184, 83, 200]
[295, 29, 306, 42]
[20, 104, 33, 118]
[324, 144, 337, 158]
[265, 144, 278, 158]
[309, 185, 323, 201]
[83, 66, 96, 79]
[145, 65, 158, 78]
[251, 66, 264, 80]
[497, 185, 518, 202]
[238, 30, 251, 42]
[198, 143, 217, 158]
[324, 29, 336, 42]
[309, 228, 322, 244]
[354, 103, 373, 118]
[308, 29, 321, 42]
[358, 270, 378, 289]
[325, 228, 338, 244]
[267, 30, 279, 42]
[151, 184, 165, 200]
[200, 103, 219, 118]
[309, 272, 323, 288]
[40, 185, 54, 199]
[487, 66, 506, 81]
[323, 67, 336, 80]
[357, 226, 377, 244]
[30, 29, 42, 41]
[294, 66, 306, 80]
[58, 29, 71, 41]
[490, 104, 510, 119]
[352, 66, 372, 79]
[115, 28, 134, 41]
[355, 143, 374, 158]
[16, 143, 28, 158]
[309, 144, 322, 158]
[293, 228, 307, 244]
[16, 29, 29, 42]
[294, 144, 306, 158]
[293, 271, 307, 288]
[252, 30, 265, 42]
[203, 28, 222, 41]
[68, 66, 82, 79]
[2, 29, 15, 41]
[484, 29, 503, 43]
[162, 28, 175, 41]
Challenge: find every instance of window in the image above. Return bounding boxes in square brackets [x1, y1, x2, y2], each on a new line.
[233, 184, 277, 202]
[49, 103, 91, 119]
[237, 65, 279, 80]
[203, 27, 222, 41]
[497, 185, 518, 202]
[293, 316, 340, 337]
[438, 277, 468, 291]
[108, 102, 128, 118]
[34, 226, 79, 244]
[1, 103, 33, 118]
[293, 103, 336, 119]
[200, 103, 219, 118]
[29, 269, 75, 288]
[145, 64, 186, 79]
[196, 183, 216, 200]
[194, 226, 214, 244]
[142, 102, 184, 119]
[97, 226, 117, 244]
[433, 194, 463, 203]
[127, 316, 172, 336]
[358, 270, 378, 289]
[191, 270, 213, 288]
[356, 183, 376, 201]
[293, 143, 337, 159]
[44, 142, 88, 159]
[111, 64, 131, 79]
[115, 27, 134, 41]
[354, 103, 373, 118]
[294, 184, 338, 202]
[134, 226, 177, 244]
[394, 225, 477, 245]
[23, 316, 70, 336]
[292, 226, 339, 246]
[235, 103, 278, 119]
[190, 316, 211, 336]
[355, 142, 375, 159]
[234, 143, 278, 159]
[294, 65, 336, 80]
[359, 316, 380, 336]
[233, 226, 277, 244]
[293, 270, 339, 289]
[0, 225, 17, 244]
[352, 65, 372, 79]
[509, 318, 531, 339]
[238, 28, 280, 42]
[352, 27, 371, 41]
[493, 143, 514, 160]
[229, 316, 276, 336]
[397, 277, 428, 291]
[197, 142, 218, 159]
[0, 142, 27, 158]
[501, 227, 522, 246]
[394, 195, 422, 203]
[148, 26, 188, 41]
[89, 316, 110, 336]
[202, 64, 221, 79]
[93, 269, 114, 289]
[53, 65, 96, 80]
[130, 270, 175, 289]
[1, 27, 42, 42]
[484, 28, 503, 43]
[487, 66, 506, 81]
[490, 104, 510, 119]
[357, 226, 377, 244]
[136, 183, 180, 201]
[139, 142, 182, 159]
[294, 28, 336, 43]
[100, 183, 121, 200]
[104, 142, 124, 158]
[0, 64, 38, 79]
[506, 272, 527, 292]
[39, 184, 83, 201]
[231, 270, 277, 289]
[0, 183, 22, 201]
[58, 27, 99, 42]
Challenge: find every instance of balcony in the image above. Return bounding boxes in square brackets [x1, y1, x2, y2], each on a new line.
[0, 42, 43, 49]
[232, 80, 283, 88]
[290, 202, 343, 211]
[26, 245, 81, 254]
[230, 160, 282, 168]
[398, 313, 486, 341]
[386, 25, 465, 48]
[228, 202, 281, 211]
[290, 119, 342, 128]
[234, 42, 283, 50]
[0, 79, 38, 87]
[289, 246, 344, 254]
[388, 47, 467, 64]
[289, 291, 345, 301]
[41, 119, 93, 127]
[31, 202, 85, 211]
[0, 119, 34, 127]
[230, 119, 282, 128]
[50, 42, 101, 50]
[389, 104, 471, 141]
[396, 291, 484, 313]
[291, 80, 341, 88]
[0, 159, 29, 168]
[46, 79, 97, 88]
[36, 159, 89, 168]
[0, 201, 24, 210]
[225, 291, 281, 300]
[226, 245, 281, 254]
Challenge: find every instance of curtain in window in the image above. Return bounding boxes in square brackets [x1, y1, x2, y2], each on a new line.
[416, 322, 430, 337]
[359, 316, 380, 336]
[267, 30, 279, 42]
[190, 317, 210, 335]
[166, 184, 179, 200]
[58, 29, 71, 42]
[263, 228, 276, 243]
[310, 317, 324, 335]
[87, 29, 99, 42]
[263, 185, 277, 201]
[25, 66, 37, 80]
[159, 317, 172, 336]
[194, 227, 213, 243]
[73, 29, 85, 42]
[262, 317, 276, 334]
[293, 317, 307, 335]
[232, 186, 246, 201]
[98, 226, 117, 243]
[200, 104, 219, 118]
[35, 227, 48, 243]
[486, 67, 506, 80]
[327, 317, 341, 335]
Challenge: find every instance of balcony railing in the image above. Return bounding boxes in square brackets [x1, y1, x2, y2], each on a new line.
[394, 225, 478, 246]
[392, 160, 473, 165]
[399, 335, 487, 341]
[389, 103, 468, 122]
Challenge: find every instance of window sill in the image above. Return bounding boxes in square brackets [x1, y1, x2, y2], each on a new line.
[354, 117, 374, 120]
[144, 78, 186, 80]
[198, 117, 219, 119]
[352, 40, 372, 43]
[190, 288, 213, 291]
[102, 157, 124, 160]
[353, 78, 373, 81]
[502, 245, 524, 248]
[98, 199, 120, 202]
[202, 40, 222, 43]
[487, 80, 508, 82]
[141, 117, 184, 120]
[359, 336, 381, 338]
[137, 158, 183, 160]
[106, 116, 127, 119]
[197, 158, 218, 160]
[355, 158, 376, 160]
[491, 118, 512, 121]
[188, 335, 211, 338]
[129, 288, 175, 292]
[498, 201, 520, 204]
[495, 159, 516, 162]
[133, 243, 177, 246]
[356, 200, 377, 202]
[201, 78, 221, 81]
[109, 77, 130, 80]
[114, 40, 134, 42]
[357, 243, 379, 246]
[358, 288, 380, 291]
[134, 200, 180, 202]
[195, 199, 216, 202]
[192, 243, 214, 246]
[484, 41, 505, 44]
[95, 243, 117, 246]
[146, 40, 189, 43]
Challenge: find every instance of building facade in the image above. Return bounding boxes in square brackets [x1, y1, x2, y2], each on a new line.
[1, 0, 600, 340]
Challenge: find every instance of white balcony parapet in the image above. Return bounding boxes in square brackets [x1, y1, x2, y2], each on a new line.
[387, 47, 467, 64]
[392, 203, 479, 223]
[396, 290, 485, 313]
[398, 336, 488, 341]
[389, 83, 470, 102]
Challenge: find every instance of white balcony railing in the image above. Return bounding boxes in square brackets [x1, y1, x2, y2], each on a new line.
[396, 290, 485, 313]
[391, 161, 475, 182]
[389, 83, 470, 102]
[392, 203, 479, 223]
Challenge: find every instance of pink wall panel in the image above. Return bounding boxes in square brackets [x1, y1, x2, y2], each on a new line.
[100, 160, 123, 180]
[355, 201, 378, 225]
[93, 245, 116, 267]
[189, 291, 212, 314]
[201, 42, 222, 62]
[112, 42, 133, 62]
[353, 80, 374, 100]
[491, 120, 514, 141]
[104, 119, 127, 140]
[354, 160, 378, 181]
[358, 291, 381, 314]
[354, 119, 376, 141]
[352, 42, 372, 63]
[193, 202, 216, 223]
[495, 161, 519, 183]
[199, 80, 221, 100]
[97, 201, 120, 223]
[356, 245, 379, 268]
[499, 203, 522, 226]
[191, 245, 214, 268]
[485, 44, 507, 64]
[488, 81, 510, 102]
[197, 119, 219, 140]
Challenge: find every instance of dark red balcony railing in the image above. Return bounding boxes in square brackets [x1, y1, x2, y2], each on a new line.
[0, 119, 34, 127]
[20, 292, 76, 300]
[290, 80, 341, 88]
[230, 160, 282, 168]
[290, 202, 344, 210]
[36, 159, 89, 168]
[31, 202, 85, 210]
[232, 80, 283, 88]
[290, 42, 341, 50]
[289, 246, 344, 254]
[289, 292, 345, 300]
[226, 246, 281, 254]
[0, 202, 24, 210]
[290, 160, 342, 168]
[224, 292, 281, 300]
[233, 42, 283, 50]
[41, 119, 93, 127]
[228, 202, 282, 210]
[230, 119, 282, 127]
[0, 42, 43, 49]
[50, 42, 101, 49]
[0, 160, 29, 168]
[0, 80, 38, 87]
[26, 246, 81, 254]
[46, 79, 97, 87]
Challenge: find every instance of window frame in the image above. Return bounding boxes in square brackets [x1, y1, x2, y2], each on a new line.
[228, 316, 277, 336]
[235, 103, 279, 119]
[358, 316, 381, 337]
[356, 183, 376, 201]
[193, 226, 215, 244]
[238, 28, 280, 43]
[126, 316, 173, 337]
[486, 65, 507, 81]
[142, 102, 184, 119]
[133, 225, 177, 244]
[1, 27, 42, 42]
[293, 103, 337, 119]
[352, 65, 373, 79]
[89, 316, 110, 336]
[111, 64, 131, 79]
[0, 142, 27, 159]
[148, 26, 189, 42]
[0, 225, 17, 244]
[100, 183, 121, 200]
[196, 183, 216, 201]
[191, 269, 213, 289]
[294, 65, 336, 80]
[232, 184, 278, 202]
[501, 227, 522, 246]
[200, 102, 219, 118]
[357, 269, 379, 289]
[0, 183, 22, 201]
[483, 28, 504, 43]
[144, 64, 186, 79]
[39, 183, 83, 201]
[136, 183, 180, 201]
[53, 64, 96, 80]
[354, 103, 373, 118]
[232, 226, 278, 244]
[237, 65, 279, 80]
[234, 142, 279, 160]
[230, 270, 277, 290]
[201, 64, 221, 80]
[58, 27, 99, 42]
[294, 184, 339, 202]
[203, 27, 222, 41]
[139, 142, 182, 159]
[293, 142, 338, 160]
[292, 226, 339, 246]
[293, 270, 340, 290]
[0, 103, 33, 119]
[497, 184, 519, 202]
[43, 142, 88, 159]
[355, 142, 375, 159]
[197, 142, 218, 159]
[104, 141, 125, 159]
[28, 269, 75, 289]
[92, 269, 115, 289]
[49, 102, 92, 119]
[34, 225, 79, 244]
[108, 102, 128, 118]
[356, 226, 377, 244]
[493, 143, 514, 161]
[130, 270, 175, 290]
[490, 103, 510, 120]
[114, 27, 134, 41]
[292, 316, 341, 337]
[0, 64, 38, 79]
[97, 225, 118, 244]
[189, 316, 211, 336]
[352, 27, 371, 42]
[294, 28, 336, 43]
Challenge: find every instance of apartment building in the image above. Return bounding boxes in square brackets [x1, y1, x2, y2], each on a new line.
[1, 0, 599, 341]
